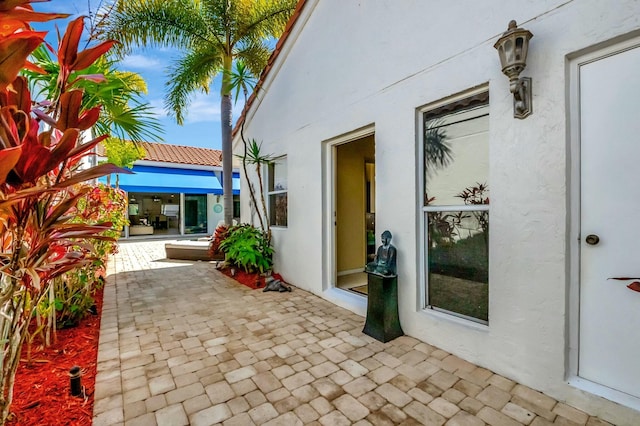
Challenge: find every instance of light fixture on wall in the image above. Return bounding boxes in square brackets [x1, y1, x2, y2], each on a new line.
[494, 20, 533, 119]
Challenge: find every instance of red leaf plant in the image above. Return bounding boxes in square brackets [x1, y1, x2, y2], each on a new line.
[0, 3, 129, 423]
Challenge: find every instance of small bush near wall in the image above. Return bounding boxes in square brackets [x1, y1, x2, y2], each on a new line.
[219, 224, 273, 274]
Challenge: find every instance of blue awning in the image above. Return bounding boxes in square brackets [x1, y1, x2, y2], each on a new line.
[101, 165, 240, 195]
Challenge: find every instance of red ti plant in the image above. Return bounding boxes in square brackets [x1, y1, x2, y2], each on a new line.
[0, 2, 129, 422]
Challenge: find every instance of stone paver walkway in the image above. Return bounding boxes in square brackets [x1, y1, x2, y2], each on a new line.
[93, 240, 612, 426]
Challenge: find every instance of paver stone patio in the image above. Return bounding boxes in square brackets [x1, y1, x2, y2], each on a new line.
[93, 240, 613, 426]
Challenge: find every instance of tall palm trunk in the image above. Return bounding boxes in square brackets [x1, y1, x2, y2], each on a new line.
[221, 56, 234, 226]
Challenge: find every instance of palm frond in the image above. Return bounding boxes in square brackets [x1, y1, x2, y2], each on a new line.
[101, 0, 224, 55]
[228, 59, 257, 104]
[424, 120, 453, 173]
[94, 102, 165, 143]
[234, 41, 270, 83]
[165, 47, 223, 124]
[24, 44, 163, 143]
[233, 0, 298, 42]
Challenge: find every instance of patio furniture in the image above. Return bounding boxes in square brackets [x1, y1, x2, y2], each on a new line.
[154, 214, 168, 229]
[165, 240, 212, 261]
[129, 225, 154, 236]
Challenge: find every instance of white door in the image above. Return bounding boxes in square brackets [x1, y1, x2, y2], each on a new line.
[579, 43, 640, 399]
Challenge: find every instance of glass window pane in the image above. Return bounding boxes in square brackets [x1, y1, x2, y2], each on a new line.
[269, 193, 287, 226]
[233, 195, 240, 219]
[424, 105, 489, 206]
[184, 194, 207, 234]
[427, 210, 489, 322]
[270, 158, 287, 191]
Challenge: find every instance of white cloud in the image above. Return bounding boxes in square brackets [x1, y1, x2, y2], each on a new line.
[148, 92, 246, 125]
[119, 54, 162, 70]
[232, 98, 246, 118]
[184, 94, 221, 123]
[147, 98, 169, 119]
[145, 95, 219, 124]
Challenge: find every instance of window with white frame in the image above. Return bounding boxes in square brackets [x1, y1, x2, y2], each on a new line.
[422, 91, 489, 323]
[267, 157, 287, 227]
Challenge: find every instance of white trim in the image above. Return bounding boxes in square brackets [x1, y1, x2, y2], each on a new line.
[179, 193, 185, 235]
[266, 156, 288, 228]
[418, 306, 490, 332]
[323, 287, 367, 317]
[323, 124, 376, 146]
[417, 83, 490, 116]
[568, 377, 640, 413]
[416, 104, 426, 312]
[322, 124, 376, 293]
[422, 204, 490, 213]
[134, 160, 228, 172]
[427, 306, 489, 326]
[567, 35, 640, 408]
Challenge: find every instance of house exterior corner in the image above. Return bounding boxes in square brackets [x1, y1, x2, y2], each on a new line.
[233, 1, 640, 423]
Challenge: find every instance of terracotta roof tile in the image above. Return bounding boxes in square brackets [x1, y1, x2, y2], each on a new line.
[233, 0, 307, 136]
[137, 141, 223, 167]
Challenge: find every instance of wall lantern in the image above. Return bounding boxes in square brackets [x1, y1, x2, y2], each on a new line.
[494, 20, 533, 119]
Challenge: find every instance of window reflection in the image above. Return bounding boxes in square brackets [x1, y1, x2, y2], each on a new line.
[424, 105, 489, 206]
[427, 211, 489, 322]
[423, 96, 489, 323]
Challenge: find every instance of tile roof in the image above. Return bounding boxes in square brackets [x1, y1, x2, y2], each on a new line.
[233, 0, 308, 136]
[137, 141, 223, 167]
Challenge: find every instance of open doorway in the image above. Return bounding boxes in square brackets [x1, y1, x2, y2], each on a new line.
[335, 134, 375, 295]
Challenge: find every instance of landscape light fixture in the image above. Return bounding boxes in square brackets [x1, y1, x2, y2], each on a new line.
[69, 366, 83, 397]
[494, 20, 533, 119]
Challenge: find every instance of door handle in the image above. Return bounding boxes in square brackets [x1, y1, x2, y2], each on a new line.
[585, 234, 600, 245]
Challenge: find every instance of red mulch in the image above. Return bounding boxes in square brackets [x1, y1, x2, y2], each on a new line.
[6, 286, 104, 426]
[219, 268, 284, 290]
[220, 267, 264, 289]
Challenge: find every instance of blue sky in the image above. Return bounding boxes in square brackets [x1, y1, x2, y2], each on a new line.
[32, 0, 247, 150]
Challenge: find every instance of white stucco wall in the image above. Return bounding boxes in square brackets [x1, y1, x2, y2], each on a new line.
[234, 1, 640, 423]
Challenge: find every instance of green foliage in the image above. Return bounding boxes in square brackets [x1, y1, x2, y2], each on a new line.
[236, 138, 272, 233]
[47, 270, 103, 329]
[24, 45, 164, 144]
[429, 232, 489, 283]
[103, 137, 146, 169]
[228, 59, 257, 104]
[101, 0, 297, 226]
[101, 0, 296, 124]
[52, 184, 127, 325]
[219, 224, 273, 274]
[0, 8, 129, 421]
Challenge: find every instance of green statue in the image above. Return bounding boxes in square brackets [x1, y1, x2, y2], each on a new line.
[365, 230, 397, 277]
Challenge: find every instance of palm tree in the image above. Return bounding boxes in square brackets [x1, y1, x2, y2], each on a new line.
[230, 60, 271, 235]
[25, 45, 164, 145]
[100, 0, 297, 225]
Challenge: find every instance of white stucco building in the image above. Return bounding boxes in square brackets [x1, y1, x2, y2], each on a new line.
[233, 1, 640, 424]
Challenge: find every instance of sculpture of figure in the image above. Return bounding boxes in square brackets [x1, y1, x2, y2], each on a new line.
[263, 276, 292, 292]
[365, 230, 397, 277]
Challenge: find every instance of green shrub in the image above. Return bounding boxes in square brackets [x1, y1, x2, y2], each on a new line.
[219, 224, 273, 274]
